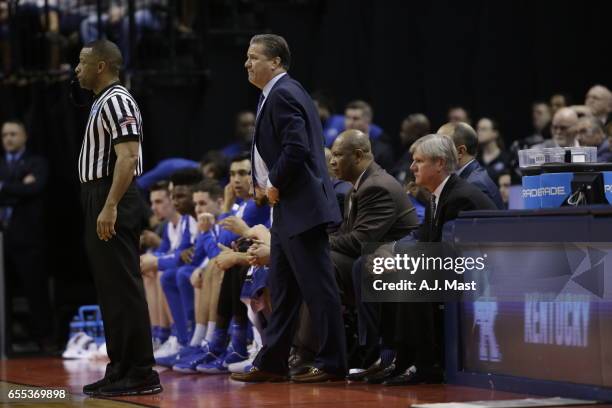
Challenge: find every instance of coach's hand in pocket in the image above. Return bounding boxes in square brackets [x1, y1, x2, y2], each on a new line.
[97, 204, 117, 241]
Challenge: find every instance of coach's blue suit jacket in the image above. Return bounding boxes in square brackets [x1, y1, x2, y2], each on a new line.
[252, 74, 341, 237]
[459, 159, 504, 210]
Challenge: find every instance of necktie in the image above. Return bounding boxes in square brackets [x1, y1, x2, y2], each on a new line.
[347, 189, 357, 216]
[430, 194, 437, 225]
[256, 93, 265, 118]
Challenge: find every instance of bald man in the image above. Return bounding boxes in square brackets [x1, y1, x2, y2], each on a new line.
[438, 122, 504, 209]
[585, 85, 612, 125]
[535, 107, 579, 148]
[328, 130, 418, 370]
[551, 107, 580, 147]
[329, 130, 418, 261]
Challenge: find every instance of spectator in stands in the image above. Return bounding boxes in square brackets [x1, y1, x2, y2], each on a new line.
[531, 101, 552, 142]
[379, 134, 496, 386]
[0, 119, 53, 352]
[576, 116, 612, 162]
[550, 93, 570, 115]
[327, 129, 418, 377]
[507, 102, 552, 175]
[312, 91, 345, 148]
[391, 113, 430, 184]
[570, 105, 593, 119]
[221, 111, 255, 159]
[476, 118, 511, 184]
[0, 0, 11, 74]
[585, 85, 612, 126]
[344, 100, 394, 172]
[438, 122, 504, 209]
[81, 0, 167, 68]
[448, 106, 471, 125]
[550, 107, 580, 148]
[497, 172, 512, 209]
[313, 92, 385, 148]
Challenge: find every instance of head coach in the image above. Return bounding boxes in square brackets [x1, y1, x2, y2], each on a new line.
[230, 34, 346, 383]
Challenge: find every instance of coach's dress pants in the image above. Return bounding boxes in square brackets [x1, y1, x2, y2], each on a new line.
[254, 223, 347, 376]
[81, 178, 154, 380]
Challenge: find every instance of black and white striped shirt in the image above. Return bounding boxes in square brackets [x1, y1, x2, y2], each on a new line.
[78, 83, 143, 183]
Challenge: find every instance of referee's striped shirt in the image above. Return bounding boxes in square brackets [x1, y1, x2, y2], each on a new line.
[78, 82, 143, 183]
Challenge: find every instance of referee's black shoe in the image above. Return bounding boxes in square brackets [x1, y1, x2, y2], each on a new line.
[97, 371, 163, 397]
[83, 376, 118, 396]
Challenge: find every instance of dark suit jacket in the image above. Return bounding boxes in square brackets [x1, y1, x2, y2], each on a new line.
[419, 174, 497, 243]
[0, 150, 48, 246]
[459, 160, 504, 209]
[330, 162, 419, 258]
[253, 74, 341, 237]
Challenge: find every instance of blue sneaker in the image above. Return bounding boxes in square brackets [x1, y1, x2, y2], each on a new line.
[224, 344, 248, 365]
[196, 353, 228, 374]
[197, 344, 248, 374]
[156, 345, 198, 367]
[173, 348, 212, 373]
[194, 350, 225, 374]
[175, 345, 201, 361]
[155, 351, 181, 368]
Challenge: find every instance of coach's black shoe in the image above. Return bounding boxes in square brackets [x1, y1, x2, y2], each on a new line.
[97, 371, 163, 397]
[83, 377, 116, 396]
[364, 363, 397, 384]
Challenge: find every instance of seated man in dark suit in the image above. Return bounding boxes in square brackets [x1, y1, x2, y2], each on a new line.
[372, 134, 497, 386]
[438, 122, 504, 209]
[330, 130, 418, 372]
[329, 129, 419, 304]
[0, 119, 52, 352]
[290, 130, 420, 375]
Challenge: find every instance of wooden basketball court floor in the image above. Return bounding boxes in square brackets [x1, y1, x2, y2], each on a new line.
[0, 357, 608, 408]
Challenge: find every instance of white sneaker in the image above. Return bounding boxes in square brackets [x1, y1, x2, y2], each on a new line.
[88, 342, 108, 360]
[228, 355, 254, 373]
[229, 340, 260, 374]
[62, 332, 97, 359]
[154, 336, 180, 359]
[152, 337, 163, 352]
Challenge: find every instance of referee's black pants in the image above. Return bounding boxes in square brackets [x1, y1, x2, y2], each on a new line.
[81, 178, 154, 380]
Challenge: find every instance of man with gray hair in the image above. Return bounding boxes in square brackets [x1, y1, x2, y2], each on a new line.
[576, 116, 612, 162]
[535, 107, 580, 148]
[585, 85, 612, 126]
[552, 107, 580, 148]
[379, 134, 497, 386]
[408, 134, 497, 242]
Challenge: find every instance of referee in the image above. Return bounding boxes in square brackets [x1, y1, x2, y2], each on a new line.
[75, 40, 162, 397]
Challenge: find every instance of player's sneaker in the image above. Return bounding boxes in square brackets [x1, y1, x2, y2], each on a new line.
[155, 351, 181, 368]
[153, 336, 180, 359]
[62, 333, 97, 359]
[152, 337, 163, 352]
[197, 344, 248, 374]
